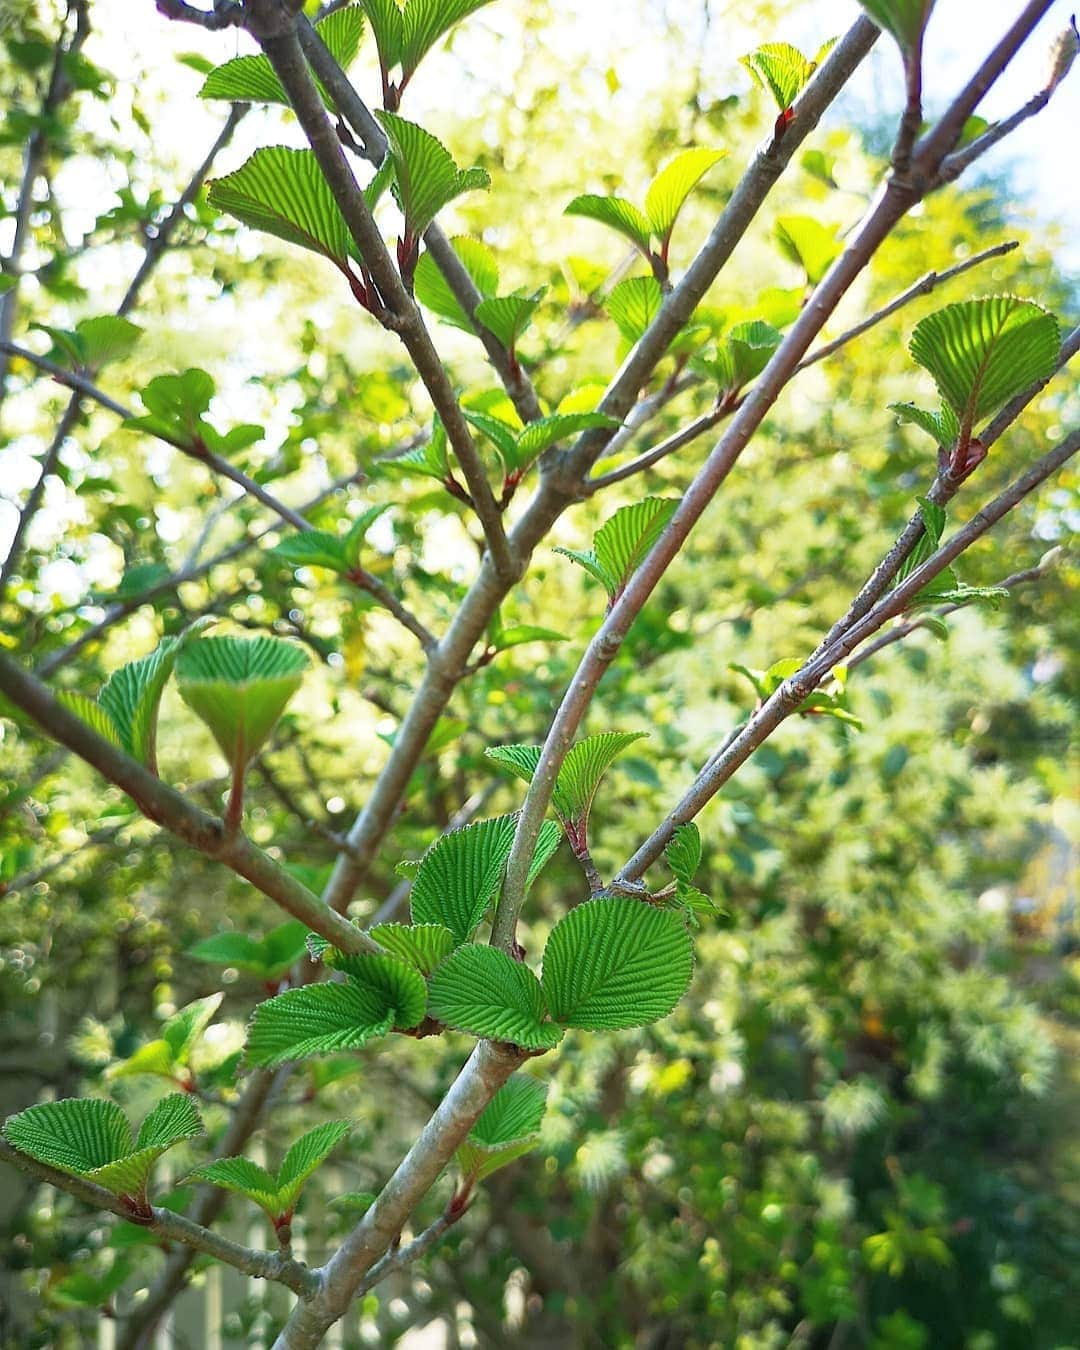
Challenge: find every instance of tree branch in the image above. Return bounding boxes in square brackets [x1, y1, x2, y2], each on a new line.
[0, 1138, 319, 1299]
[252, 15, 514, 582]
[616, 428, 1079, 883]
[295, 16, 545, 426]
[273, 1040, 522, 1350]
[0, 653, 384, 957]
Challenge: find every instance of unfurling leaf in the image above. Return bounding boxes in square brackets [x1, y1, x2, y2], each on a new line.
[907, 297, 1060, 435]
[367, 922, 456, 974]
[109, 992, 224, 1083]
[427, 944, 562, 1049]
[740, 42, 819, 111]
[176, 635, 309, 773]
[556, 496, 678, 604]
[3, 1095, 202, 1207]
[890, 401, 960, 447]
[485, 732, 647, 842]
[695, 319, 782, 393]
[409, 814, 519, 944]
[541, 897, 694, 1030]
[565, 194, 653, 254]
[189, 1120, 351, 1221]
[246, 977, 403, 1067]
[34, 315, 141, 373]
[200, 6, 365, 106]
[376, 111, 489, 240]
[456, 1077, 548, 1182]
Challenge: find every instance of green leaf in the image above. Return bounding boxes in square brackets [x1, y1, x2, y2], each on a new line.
[245, 982, 397, 1067]
[97, 632, 188, 766]
[379, 417, 451, 484]
[644, 148, 727, 243]
[376, 111, 489, 238]
[187, 921, 308, 978]
[52, 1258, 132, 1309]
[200, 5, 365, 105]
[188, 1156, 281, 1213]
[456, 1077, 547, 1182]
[108, 1040, 180, 1082]
[474, 289, 545, 352]
[400, 0, 495, 77]
[76, 316, 141, 371]
[907, 297, 1060, 432]
[564, 194, 653, 254]
[740, 42, 818, 110]
[603, 275, 664, 345]
[428, 945, 562, 1050]
[134, 1093, 203, 1152]
[162, 993, 224, 1067]
[774, 215, 841, 285]
[55, 692, 124, 749]
[176, 635, 309, 771]
[414, 236, 498, 332]
[4, 1097, 132, 1177]
[489, 623, 568, 653]
[514, 412, 619, 464]
[857, 0, 936, 53]
[359, 0, 405, 74]
[542, 897, 694, 1030]
[890, 401, 960, 446]
[270, 530, 352, 574]
[275, 1119, 352, 1213]
[330, 953, 428, 1029]
[485, 731, 647, 837]
[556, 497, 678, 603]
[3, 1095, 202, 1202]
[665, 822, 702, 887]
[367, 922, 456, 974]
[526, 818, 563, 890]
[696, 320, 782, 392]
[409, 813, 519, 944]
[207, 148, 360, 272]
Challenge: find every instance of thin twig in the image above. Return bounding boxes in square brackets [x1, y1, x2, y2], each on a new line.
[0, 653, 386, 957]
[617, 428, 1079, 882]
[0, 1139, 319, 1298]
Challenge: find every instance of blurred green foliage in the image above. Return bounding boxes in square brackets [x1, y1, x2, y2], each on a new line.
[0, 0, 1077, 1347]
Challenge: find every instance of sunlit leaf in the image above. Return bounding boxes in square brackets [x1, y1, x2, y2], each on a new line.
[428, 944, 562, 1049]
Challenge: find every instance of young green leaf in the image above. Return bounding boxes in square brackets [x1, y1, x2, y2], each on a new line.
[665, 822, 702, 887]
[189, 1120, 350, 1222]
[603, 275, 664, 345]
[399, 0, 495, 79]
[486, 732, 647, 843]
[207, 148, 361, 273]
[176, 635, 309, 772]
[473, 289, 545, 353]
[269, 531, 352, 575]
[541, 897, 694, 1031]
[644, 148, 727, 246]
[360, 0, 405, 76]
[327, 953, 428, 1029]
[110, 993, 223, 1084]
[414, 235, 499, 331]
[55, 692, 125, 750]
[556, 497, 679, 604]
[366, 922, 456, 974]
[857, 0, 936, 54]
[3, 1095, 202, 1207]
[890, 401, 960, 446]
[740, 42, 818, 111]
[96, 629, 198, 770]
[274, 1120, 352, 1213]
[35, 315, 141, 373]
[200, 5, 365, 106]
[409, 813, 519, 944]
[695, 320, 782, 394]
[907, 297, 1060, 435]
[376, 111, 490, 240]
[188, 1156, 282, 1214]
[455, 1077, 548, 1182]
[187, 921, 309, 979]
[427, 945, 562, 1050]
[379, 417, 452, 485]
[774, 215, 841, 285]
[564, 194, 653, 255]
[245, 981, 399, 1067]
